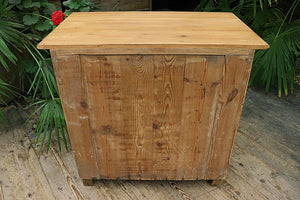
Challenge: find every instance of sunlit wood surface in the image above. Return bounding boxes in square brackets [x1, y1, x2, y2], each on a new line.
[38, 12, 269, 50]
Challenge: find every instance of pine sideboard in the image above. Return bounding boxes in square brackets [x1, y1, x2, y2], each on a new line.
[38, 12, 269, 186]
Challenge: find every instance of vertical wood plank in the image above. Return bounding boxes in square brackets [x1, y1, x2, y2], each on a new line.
[152, 55, 185, 179]
[50, 51, 99, 179]
[177, 56, 224, 179]
[205, 51, 255, 179]
[120, 55, 154, 179]
[81, 55, 124, 179]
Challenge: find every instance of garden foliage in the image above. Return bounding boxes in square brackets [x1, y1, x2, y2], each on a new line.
[63, 0, 94, 12]
[0, 0, 69, 152]
[196, 0, 300, 97]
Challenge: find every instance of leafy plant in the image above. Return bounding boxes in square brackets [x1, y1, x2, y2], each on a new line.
[63, 0, 94, 12]
[0, 0, 69, 151]
[0, 0, 30, 70]
[25, 45, 69, 152]
[250, 16, 300, 97]
[196, 0, 300, 97]
[30, 98, 68, 152]
[0, 0, 29, 124]
[9, 0, 56, 41]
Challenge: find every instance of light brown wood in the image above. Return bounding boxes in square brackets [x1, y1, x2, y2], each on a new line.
[49, 52, 257, 181]
[38, 12, 269, 50]
[50, 51, 99, 180]
[120, 55, 154, 179]
[49, 146, 88, 199]
[0, 129, 55, 200]
[54, 47, 252, 56]
[82, 179, 94, 186]
[176, 56, 224, 179]
[42, 12, 270, 184]
[74, 54, 234, 180]
[81, 55, 124, 179]
[152, 55, 185, 179]
[210, 180, 224, 187]
[205, 52, 254, 180]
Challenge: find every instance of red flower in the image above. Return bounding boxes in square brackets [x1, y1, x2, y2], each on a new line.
[51, 10, 65, 26]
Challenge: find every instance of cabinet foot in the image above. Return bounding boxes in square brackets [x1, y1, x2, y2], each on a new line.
[209, 180, 223, 187]
[82, 179, 94, 186]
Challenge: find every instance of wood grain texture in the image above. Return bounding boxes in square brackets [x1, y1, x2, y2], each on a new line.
[205, 53, 254, 180]
[152, 55, 185, 179]
[81, 55, 124, 179]
[40, 13, 268, 182]
[51, 51, 258, 181]
[38, 12, 269, 50]
[177, 56, 224, 179]
[0, 129, 55, 200]
[50, 51, 99, 179]
[50, 146, 87, 199]
[69, 54, 248, 180]
[54, 47, 252, 56]
[120, 55, 154, 179]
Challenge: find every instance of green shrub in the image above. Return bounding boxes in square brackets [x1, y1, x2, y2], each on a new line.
[5, 0, 97, 152]
[9, 0, 56, 41]
[0, 0, 29, 125]
[0, 0, 68, 151]
[63, 0, 95, 12]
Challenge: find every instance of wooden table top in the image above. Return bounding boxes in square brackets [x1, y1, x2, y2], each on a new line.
[38, 12, 269, 50]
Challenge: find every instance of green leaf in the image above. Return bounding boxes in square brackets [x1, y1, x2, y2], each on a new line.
[0, 37, 18, 70]
[63, 0, 71, 7]
[69, 1, 81, 10]
[31, 98, 69, 152]
[23, 0, 41, 8]
[42, 2, 56, 12]
[35, 20, 51, 31]
[25, 33, 40, 41]
[8, 0, 21, 5]
[79, 6, 90, 12]
[23, 14, 39, 25]
[0, 2, 29, 70]
[250, 19, 299, 97]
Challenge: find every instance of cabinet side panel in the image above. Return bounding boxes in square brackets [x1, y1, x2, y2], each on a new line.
[177, 56, 224, 179]
[205, 52, 254, 179]
[50, 51, 99, 179]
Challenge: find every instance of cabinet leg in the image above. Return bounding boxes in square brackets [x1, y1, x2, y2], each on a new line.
[209, 180, 223, 187]
[82, 179, 94, 186]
